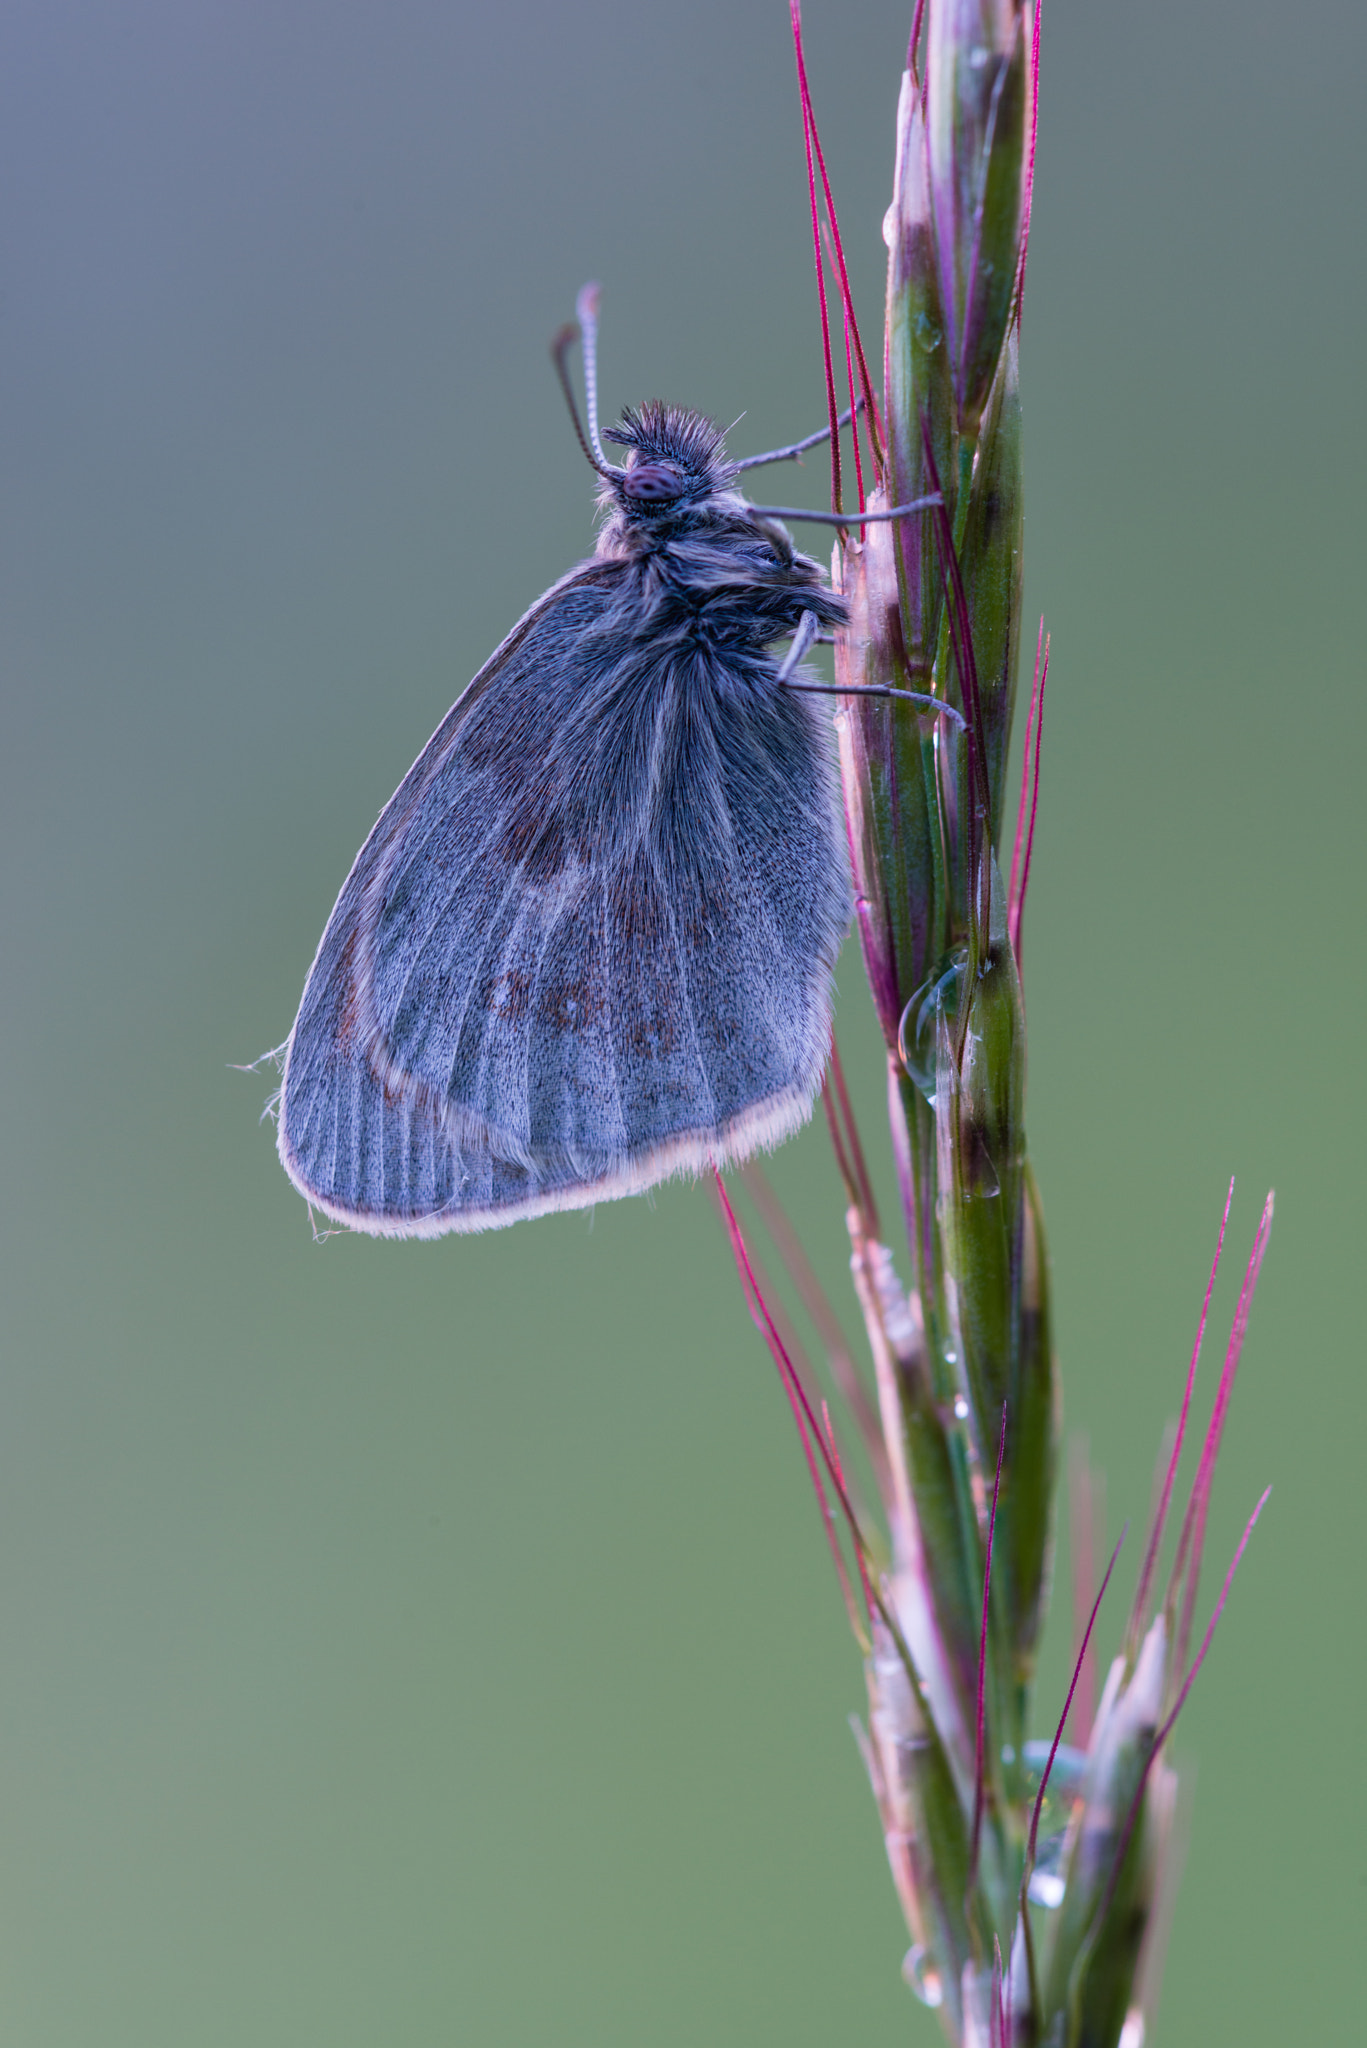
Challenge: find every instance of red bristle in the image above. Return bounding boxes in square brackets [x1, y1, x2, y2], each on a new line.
[907, 0, 927, 85]
[1009, 627, 1049, 964]
[824, 1399, 876, 1629]
[824, 220, 867, 510]
[1097, 1487, 1271, 1939]
[1024, 1528, 1127, 1886]
[1166, 1488, 1272, 1744]
[812, 142, 885, 467]
[844, 319, 867, 510]
[713, 1173, 873, 1639]
[1014, 0, 1043, 321]
[791, 6, 885, 472]
[1067, 1440, 1102, 1745]
[1168, 1193, 1274, 1673]
[789, 3, 842, 512]
[1128, 1180, 1235, 1652]
[1008, 618, 1046, 943]
[740, 1159, 890, 1486]
[727, 1209, 864, 1637]
[810, 130, 886, 471]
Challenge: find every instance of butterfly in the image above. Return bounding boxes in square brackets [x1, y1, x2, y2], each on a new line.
[274, 287, 941, 1236]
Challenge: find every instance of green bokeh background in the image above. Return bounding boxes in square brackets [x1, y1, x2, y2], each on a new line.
[1, 2, 1361, 2041]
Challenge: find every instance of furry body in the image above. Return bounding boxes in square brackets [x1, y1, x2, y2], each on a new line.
[277, 403, 851, 1233]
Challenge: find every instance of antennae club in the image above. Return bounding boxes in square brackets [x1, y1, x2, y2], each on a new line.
[550, 283, 622, 482]
[574, 282, 615, 472]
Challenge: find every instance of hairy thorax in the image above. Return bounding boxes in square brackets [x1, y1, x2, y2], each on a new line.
[593, 505, 846, 663]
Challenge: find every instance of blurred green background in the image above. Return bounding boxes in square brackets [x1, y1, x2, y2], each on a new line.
[0, 1, 1361, 2041]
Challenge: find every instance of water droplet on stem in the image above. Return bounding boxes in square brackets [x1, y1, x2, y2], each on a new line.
[902, 1946, 944, 2008]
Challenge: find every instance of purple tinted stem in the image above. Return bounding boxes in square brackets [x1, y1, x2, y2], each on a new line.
[1007, 618, 1045, 927]
[1013, 2, 1042, 319]
[821, 1078, 860, 1212]
[970, 1403, 1010, 1889]
[829, 1035, 881, 1238]
[907, 0, 927, 85]
[823, 1397, 878, 1627]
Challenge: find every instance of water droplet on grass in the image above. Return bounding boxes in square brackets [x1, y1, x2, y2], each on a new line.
[900, 955, 963, 1100]
[903, 1946, 944, 2007]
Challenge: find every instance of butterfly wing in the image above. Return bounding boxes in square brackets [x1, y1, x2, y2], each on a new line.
[278, 565, 620, 1234]
[278, 567, 850, 1235]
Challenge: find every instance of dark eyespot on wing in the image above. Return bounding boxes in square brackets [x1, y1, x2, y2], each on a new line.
[494, 803, 566, 881]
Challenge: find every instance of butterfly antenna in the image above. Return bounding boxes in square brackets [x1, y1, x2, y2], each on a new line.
[575, 283, 616, 470]
[551, 283, 621, 482]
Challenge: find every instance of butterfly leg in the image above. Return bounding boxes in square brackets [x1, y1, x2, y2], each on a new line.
[732, 400, 864, 474]
[775, 611, 968, 730]
[775, 608, 822, 683]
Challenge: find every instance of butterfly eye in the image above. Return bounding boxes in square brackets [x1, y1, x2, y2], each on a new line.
[623, 461, 685, 503]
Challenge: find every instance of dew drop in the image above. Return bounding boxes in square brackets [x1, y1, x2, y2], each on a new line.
[902, 1946, 944, 2008]
[954, 1394, 969, 1419]
[899, 955, 963, 1099]
[1029, 1871, 1066, 1909]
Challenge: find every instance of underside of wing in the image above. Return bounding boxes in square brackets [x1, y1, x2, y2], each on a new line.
[277, 575, 850, 1236]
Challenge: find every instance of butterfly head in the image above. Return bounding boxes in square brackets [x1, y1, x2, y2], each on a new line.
[601, 402, 737, 525]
